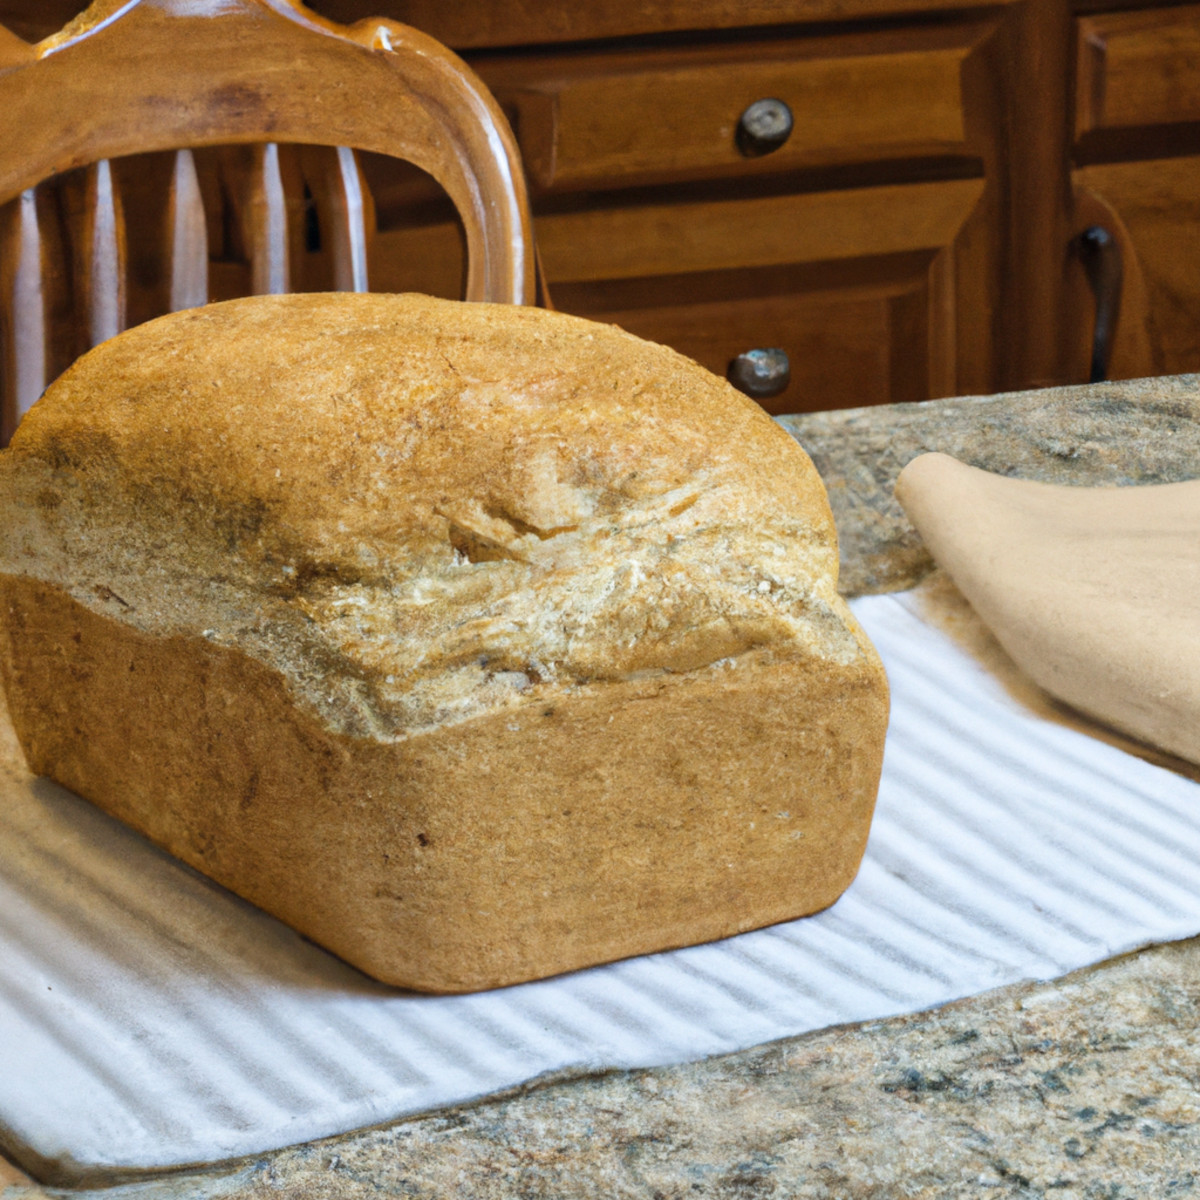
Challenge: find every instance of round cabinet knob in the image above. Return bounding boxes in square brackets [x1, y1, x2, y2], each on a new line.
[728, 348, 790, 399]
[736, 98, 793, 157]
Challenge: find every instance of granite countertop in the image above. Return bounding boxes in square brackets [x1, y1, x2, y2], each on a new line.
[5, 374, 1200, 1200]
[777, 373, 1200, 598]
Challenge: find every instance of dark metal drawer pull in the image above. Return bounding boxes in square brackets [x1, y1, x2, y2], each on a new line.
[736, 99, 793, 157]
[1075, 225, 1123, 384]
[728, 347, 790, 398]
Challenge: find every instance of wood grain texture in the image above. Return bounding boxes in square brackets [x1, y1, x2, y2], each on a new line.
[990, 0, 1075, 392]
[477, 24, 984, 192]
[1075, 5, 1200, 137]
[538, 178, 988, 412]
[313, 0, 1021, 50]
[238, 144, 293, 296]
[370, 178, 984, 292]
[1074, 156, 1200, 379]
[166, 149, 209, 312]
[0, 0, 534, 305]
[74, 160, 126, 347]
[327, 145, 370, 292]
[541, 178, 987, 283]
[0, 190, 46, 443]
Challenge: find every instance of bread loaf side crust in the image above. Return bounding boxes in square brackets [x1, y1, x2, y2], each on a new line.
[0, 576, 887, 992]
[0, 294, 890, 990]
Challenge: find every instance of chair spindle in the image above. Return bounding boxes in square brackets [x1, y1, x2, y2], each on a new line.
[331, 146, 369, 293]
[1, 189, 47, 444]
[81, 159, 126, 348]
[167, 149, 208, 312]
[249, 144, 289, 295]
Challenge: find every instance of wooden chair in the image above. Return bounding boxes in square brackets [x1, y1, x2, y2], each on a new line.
[0, 0, 539, 443]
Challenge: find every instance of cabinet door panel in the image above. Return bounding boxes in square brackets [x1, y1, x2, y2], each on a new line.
[370, 178, 984, 285]
[538, 178, 985, 282]
[1073, 156, 1200, 379]
[551, 258, 941, 414]
[1076, 6, 1200, 139]
[369, 177, 988, 413]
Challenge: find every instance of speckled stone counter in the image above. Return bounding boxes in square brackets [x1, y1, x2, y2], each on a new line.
[5, 375, 1200, 1200]
[778, 373, 1200, 597]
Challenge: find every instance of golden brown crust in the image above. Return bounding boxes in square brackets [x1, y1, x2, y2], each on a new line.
[0, 294, 849, 740]
[0, 577, 887, 992]
[0, 294, 889, 990]
[7, 292, 831, 574]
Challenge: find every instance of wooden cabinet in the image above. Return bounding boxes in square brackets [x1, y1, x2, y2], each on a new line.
[1075, 5, 1200, 139]
[338, 3, 1028, 414]
[313, 0, 1116, 413]
[539, 180, 990, 413]
[3, 0, 1199, 412]
[1070, 6, 1200, 387]
[478, 26, 982, 193]
[349, 0, 1200, 410]
[1071, 156, 1200, 383]
[475, 20, 1006, 413]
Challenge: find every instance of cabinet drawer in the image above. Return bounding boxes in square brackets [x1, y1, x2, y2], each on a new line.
[1076, 6, 1200, 138]
[477, 24, 989, 191]
[367, 177, 987, 412]
[551, 266, 938, 415]
[536, 178, 985, 281]
[370, 178, 984, 289]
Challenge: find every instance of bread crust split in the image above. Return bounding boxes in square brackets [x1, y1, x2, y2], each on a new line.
[0, 293, 888, 992]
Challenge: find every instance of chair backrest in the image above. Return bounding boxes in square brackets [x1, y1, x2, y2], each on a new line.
[0, 0, 538, 443]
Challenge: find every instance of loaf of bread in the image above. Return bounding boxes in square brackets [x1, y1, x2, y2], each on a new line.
[0, 293, 888, 992]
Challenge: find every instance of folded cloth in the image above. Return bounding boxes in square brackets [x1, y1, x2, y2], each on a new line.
[895, 451, 1200, 766]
